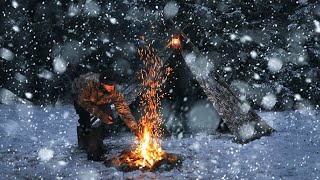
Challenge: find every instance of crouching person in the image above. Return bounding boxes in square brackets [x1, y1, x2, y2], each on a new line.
[72, 72, 139, 161]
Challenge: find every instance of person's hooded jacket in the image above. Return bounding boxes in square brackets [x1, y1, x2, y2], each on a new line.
[72, 72, 138, 133]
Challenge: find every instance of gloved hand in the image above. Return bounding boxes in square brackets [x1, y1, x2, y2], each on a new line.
[100, 114, 113, 125]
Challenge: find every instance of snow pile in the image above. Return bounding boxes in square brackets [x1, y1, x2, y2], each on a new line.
[164, 1, 179, 19]
[0, 105, 319, 179]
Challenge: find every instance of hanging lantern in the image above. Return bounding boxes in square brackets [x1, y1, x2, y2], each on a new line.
[171, 34, 181, 49]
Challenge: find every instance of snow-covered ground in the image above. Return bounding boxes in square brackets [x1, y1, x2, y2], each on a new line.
[0, 104, 319, 179]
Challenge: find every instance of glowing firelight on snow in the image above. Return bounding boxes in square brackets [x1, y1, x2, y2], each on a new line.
[122, 44, 172, 169]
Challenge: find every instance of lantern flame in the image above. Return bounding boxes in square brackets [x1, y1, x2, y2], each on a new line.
[171, 35, 181, 49]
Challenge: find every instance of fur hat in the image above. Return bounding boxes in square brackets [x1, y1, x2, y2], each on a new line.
[99, 72, 116, 85]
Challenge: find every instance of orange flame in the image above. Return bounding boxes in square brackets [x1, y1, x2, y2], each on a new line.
[126, 45, 172, 169]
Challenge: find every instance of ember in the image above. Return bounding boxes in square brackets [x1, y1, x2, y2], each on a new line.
[107, 43, 181, 171]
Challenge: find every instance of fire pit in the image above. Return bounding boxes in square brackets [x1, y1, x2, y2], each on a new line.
[105, 149, 182, 172]
[105, 45, 181, 172]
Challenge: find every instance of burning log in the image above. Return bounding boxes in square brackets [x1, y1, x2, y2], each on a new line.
[105, 149, 182, 172]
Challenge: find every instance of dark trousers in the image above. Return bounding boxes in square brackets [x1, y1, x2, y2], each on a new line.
[73, 101, 113, 129]
[73, 101, 113, 161]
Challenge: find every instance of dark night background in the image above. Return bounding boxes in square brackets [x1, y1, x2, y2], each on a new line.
[1, 0, 320, 114]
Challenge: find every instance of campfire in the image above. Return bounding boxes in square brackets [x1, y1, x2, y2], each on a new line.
[106, 44, 182, 171]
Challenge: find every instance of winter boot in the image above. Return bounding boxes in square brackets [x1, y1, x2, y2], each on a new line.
[86, 129, 105, 161]
[77, 126, 89, 150]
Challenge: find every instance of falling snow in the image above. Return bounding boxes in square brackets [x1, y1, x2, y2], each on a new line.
[267, 57, 283, 73]
[68, 4, 80, 17]
[261, 94, 277, 110]
[84, 0, 100, 17]
[37, 69, 54, 80]
[12, 25, 20, 32]
[38, 148, 54, 162]
[164, 1, 179, 19]
[109, 17, 118, 24]
[25, 92, 33, 99]
[186, 101, 221, 133]
[53, 57, 67, 74]
[0, 0, 319, 179]
[0, 48, 15, 61]
[12, 1, 19, 8]
[314, 20, 320, 33]
[240, 35, 252, 43]
[238, 123, 255, 140]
